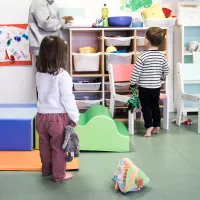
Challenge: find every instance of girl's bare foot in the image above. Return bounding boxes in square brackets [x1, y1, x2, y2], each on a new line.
[144, 127, 153, 137]
[152, 127, 160, 134]
[54, 172, 73, 182]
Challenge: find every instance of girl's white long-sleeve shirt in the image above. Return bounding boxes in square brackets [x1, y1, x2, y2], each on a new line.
[36, 69, 79, 123]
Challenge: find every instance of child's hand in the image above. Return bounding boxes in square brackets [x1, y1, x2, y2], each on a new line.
[74, 122, 78, 126]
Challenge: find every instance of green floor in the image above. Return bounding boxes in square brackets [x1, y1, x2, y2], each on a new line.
[1, 115, 200, 200]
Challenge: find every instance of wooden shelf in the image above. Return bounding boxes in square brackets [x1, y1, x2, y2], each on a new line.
[115, 118, 128, 122]
[105, 90, 131, 93]
[73, 90, 102, 93]
[184, 51, 192, 56]
[72, 74, 103, 77]
[69, 28, 168, 121]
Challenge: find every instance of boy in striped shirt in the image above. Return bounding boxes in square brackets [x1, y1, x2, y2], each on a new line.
[130, 27, 169, 137]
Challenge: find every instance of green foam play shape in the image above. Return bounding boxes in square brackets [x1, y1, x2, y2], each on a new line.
[75, 105, 130, 152]
[35, 105, 130, 152]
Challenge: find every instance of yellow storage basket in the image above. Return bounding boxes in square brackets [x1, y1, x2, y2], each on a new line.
[142, 3, 165, 19]
[79, 46, 97, 53]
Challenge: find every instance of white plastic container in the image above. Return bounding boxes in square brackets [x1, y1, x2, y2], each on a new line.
[104, 36, 134, 46]
[105, 52, 133, 71]
[144, 18, 176, 27]
[76, 99, 102, 108]
[73, 82, 101, 91]
[105, 82, 130, 91]
[73, 53, 101, 72]
[105, 99, 126, 107]
[136, 37, 145, 46]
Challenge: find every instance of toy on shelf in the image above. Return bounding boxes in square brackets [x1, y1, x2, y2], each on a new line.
[132, 18, 143, 27]
[186, 41, 200, 53]
[112, 158, 150, 193]
[162, 8, 172, 18]
[94, 18, 104, 28]
[106, 46, 117, 53]
[79, 46, 97, 53]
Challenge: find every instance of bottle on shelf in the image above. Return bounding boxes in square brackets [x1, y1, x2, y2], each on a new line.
[101, 4, 109, 27]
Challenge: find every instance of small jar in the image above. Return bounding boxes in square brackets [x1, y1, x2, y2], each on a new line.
[132, 18, 143, 27]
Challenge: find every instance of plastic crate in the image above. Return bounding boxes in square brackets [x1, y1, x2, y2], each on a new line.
[105, 82, 130, 91]
[105, 99, 126, 107]
[73, 82, 101, 91]
[104, 36, 134, 46]
[105, 52, 133, 71]
[144, 18, 176, 28]
[73, 53, 101, 72]
[76, 99, 102, 108]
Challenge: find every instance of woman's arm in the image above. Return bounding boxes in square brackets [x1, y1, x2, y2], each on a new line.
[34, 4, 64, 32]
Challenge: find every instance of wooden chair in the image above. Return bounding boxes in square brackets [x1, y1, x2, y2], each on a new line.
[108, 64, 169, 135]
[176, 63, 200, 133]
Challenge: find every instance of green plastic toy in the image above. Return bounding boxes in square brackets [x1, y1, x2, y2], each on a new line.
[127, 88, 141, 111]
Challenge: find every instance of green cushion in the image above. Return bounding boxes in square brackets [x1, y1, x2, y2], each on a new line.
[76, 105, 130, 152]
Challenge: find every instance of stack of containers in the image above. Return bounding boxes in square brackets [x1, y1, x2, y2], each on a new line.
[73, 46, 103, 109]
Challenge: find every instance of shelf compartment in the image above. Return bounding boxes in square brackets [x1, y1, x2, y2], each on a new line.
[105, 82, 130, 91]
[73, 82, 101, 91]
[104, 36, 134, 46]
[105, 52, 134, 71]
[73, 53, 102, 72]
[76, 99, 103, 108]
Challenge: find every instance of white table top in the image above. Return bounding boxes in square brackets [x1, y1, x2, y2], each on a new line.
[0, 105, 37, 119]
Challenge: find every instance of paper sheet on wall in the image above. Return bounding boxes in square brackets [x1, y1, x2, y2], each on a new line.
[0, 26, 31, 62]
[120, 0, 159, 12]
[0, 45, 6, 62]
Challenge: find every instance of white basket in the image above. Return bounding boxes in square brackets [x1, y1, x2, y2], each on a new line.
[105, 52, 133, 71]
[105, 82, 130, 91]
[104, 36, 134, 46]
[73, 82, 101, 91]
[143, 18, 176, 28]
[73, 53, 101, 72]
[105, 99, 126, 107]
[136, 37, 145, 46]
[76, 99, 102, 108]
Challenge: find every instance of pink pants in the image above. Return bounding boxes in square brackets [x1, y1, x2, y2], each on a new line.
[36, 113, 70, 182]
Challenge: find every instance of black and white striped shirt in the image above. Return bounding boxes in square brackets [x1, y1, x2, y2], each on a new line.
[130, 50, 169, 89]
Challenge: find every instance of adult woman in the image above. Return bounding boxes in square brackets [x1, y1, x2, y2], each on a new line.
[28, 0, 72, 55]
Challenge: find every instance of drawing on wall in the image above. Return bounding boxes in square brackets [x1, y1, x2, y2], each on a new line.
[0, 24, 31, 66]
[120, 0, 156, 11]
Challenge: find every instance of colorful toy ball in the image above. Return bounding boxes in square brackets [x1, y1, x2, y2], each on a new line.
[112, 158, 150, 193]
[106, 46, 117, 53]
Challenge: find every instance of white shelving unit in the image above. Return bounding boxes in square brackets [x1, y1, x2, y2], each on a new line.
[67, 27, 168, 122]
[174, 25, 200, 114]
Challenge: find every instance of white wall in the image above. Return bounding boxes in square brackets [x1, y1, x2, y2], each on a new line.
[0, 0, 175, 105]
[0, 0, 36, 104]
